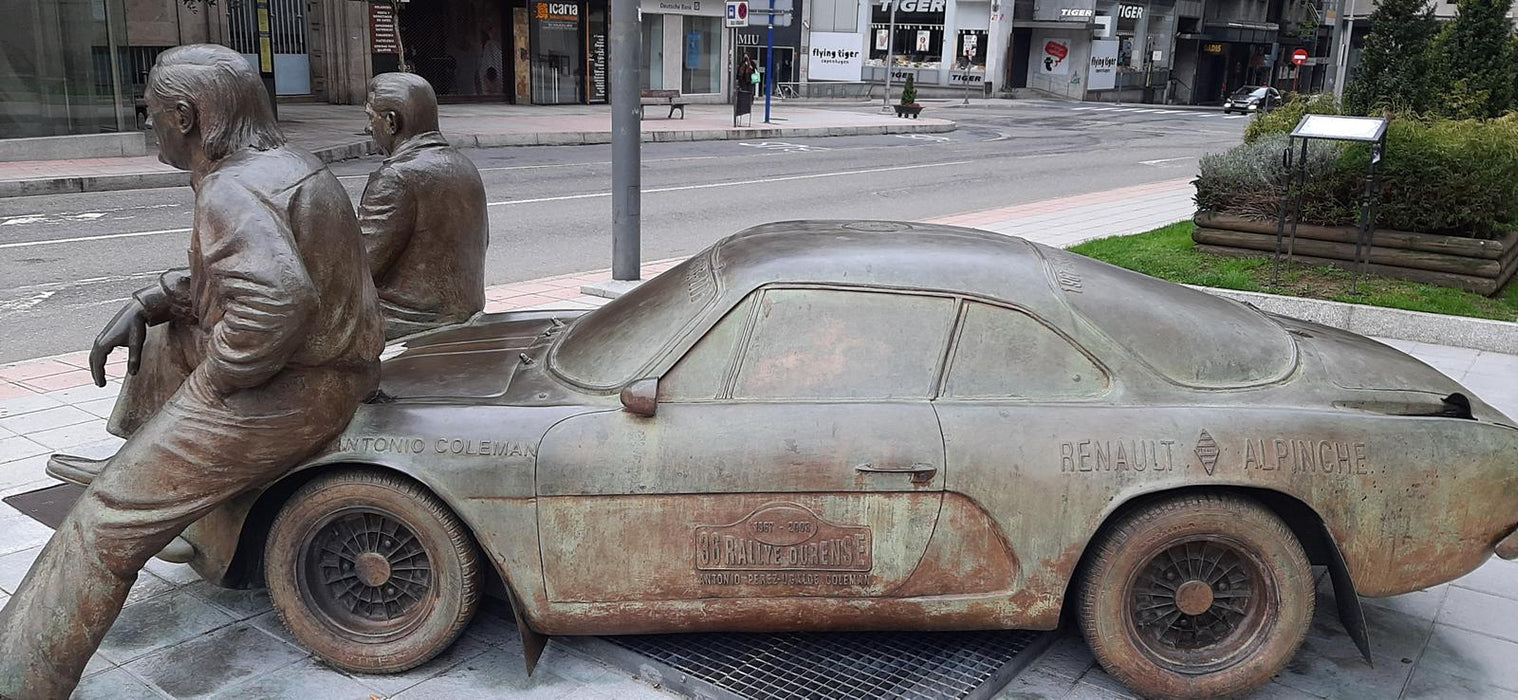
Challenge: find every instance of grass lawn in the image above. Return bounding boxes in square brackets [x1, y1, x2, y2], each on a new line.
[1068, 221, 1518, 323]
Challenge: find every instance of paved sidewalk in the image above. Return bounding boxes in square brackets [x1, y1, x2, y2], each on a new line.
[0, 102, 952, 198]
[3, 184, 1517, 699]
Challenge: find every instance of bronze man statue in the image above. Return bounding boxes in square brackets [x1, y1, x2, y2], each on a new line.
[0, 44, 383, 700]
[42, 73, 487, 487]
[360, 72, 489, 340]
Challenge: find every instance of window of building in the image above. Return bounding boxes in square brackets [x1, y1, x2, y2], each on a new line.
[732, 289, 955, 400]
[941, 302, 1107, 399]
[642, 14, 664, 89]
[682, 16, 722, 94]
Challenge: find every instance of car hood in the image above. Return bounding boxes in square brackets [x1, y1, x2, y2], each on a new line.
[376, 310, 591, 401]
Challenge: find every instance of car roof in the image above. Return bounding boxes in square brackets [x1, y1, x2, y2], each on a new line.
[706, 221, 1298, 388]
[710, 220, 1066, 312]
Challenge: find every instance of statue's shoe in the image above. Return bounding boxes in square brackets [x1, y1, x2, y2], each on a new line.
[45, 453, 109, 486]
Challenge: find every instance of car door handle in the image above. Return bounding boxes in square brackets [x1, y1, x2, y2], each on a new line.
[855, 462, 938, 484]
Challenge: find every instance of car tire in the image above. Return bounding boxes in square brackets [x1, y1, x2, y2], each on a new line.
[265, 469, 481, 674]
[1077, 493, 1313, 699]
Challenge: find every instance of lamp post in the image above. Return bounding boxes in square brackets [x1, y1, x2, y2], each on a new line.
[880, 0, 898, 110]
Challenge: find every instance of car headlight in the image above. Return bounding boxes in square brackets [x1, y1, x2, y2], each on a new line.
[1248, 103, 1259, 110]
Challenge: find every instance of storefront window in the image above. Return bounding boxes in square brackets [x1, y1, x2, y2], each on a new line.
[642, 14, 664, 89]
[681, 16, 721, 94]
[530, 0, 584, 104]
[868, 1, 946, 68]
[1, 0, 131, 138]
[399, 0, 509, 98]
[954, 30, 987, 68]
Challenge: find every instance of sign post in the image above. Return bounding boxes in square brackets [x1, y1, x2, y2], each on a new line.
[255, 0, 277, 118]
[1291, 48, 1308, 94]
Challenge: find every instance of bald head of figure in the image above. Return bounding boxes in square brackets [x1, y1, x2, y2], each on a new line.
[365, 72, 441, 155]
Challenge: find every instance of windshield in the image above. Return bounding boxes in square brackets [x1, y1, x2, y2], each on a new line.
[549, 249, 720, 389]
[1233, 87, 1268, 98]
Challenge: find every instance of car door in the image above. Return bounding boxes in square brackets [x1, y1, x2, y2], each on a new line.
[931, 300, 1114, 616]
[536, 286, 954, 604]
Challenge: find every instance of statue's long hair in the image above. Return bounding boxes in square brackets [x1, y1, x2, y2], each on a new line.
[148, 44, 287, 162]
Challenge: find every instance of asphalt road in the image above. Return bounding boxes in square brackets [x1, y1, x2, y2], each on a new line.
[0, 101, 1247, 363]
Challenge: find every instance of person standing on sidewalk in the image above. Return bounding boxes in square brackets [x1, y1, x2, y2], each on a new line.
[359, 72, 489, 340]
[0, 44, 383, 700]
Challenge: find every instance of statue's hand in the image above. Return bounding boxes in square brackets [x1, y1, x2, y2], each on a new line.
[90, 299, 148, 387]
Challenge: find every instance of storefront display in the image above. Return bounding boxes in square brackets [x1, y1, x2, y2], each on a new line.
[641, 0, 728, 96]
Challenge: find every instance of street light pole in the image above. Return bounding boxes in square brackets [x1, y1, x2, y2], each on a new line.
[881, 0, 898, 110]
[611, 0, 641, 280]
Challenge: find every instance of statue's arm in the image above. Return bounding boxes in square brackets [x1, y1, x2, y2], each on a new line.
[358, 166, 416, 278]
[133, 269, 194, 325]
[192, 178, 318, 394]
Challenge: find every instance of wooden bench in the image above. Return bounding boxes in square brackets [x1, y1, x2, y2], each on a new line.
[639, 89, 687, 119]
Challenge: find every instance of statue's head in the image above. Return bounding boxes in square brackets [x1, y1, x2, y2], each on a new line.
[146, 44, 286, 171]
[365, 72, 441, 155]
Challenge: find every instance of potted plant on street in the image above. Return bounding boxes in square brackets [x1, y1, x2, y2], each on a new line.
[894, 76, 923, 118]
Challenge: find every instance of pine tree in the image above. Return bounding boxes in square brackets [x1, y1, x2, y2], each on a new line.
[1344, 0, 1442, 115]
[1434, 0, 1517, 118]
[900, 75, 918, 106]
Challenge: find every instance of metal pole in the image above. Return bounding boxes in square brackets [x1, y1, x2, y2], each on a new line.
[764, 0, 775, 122]
[611, 0, 641, 281]
[882, 0, 898, 109]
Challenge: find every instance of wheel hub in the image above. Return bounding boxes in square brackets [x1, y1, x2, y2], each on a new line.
[1174, 579, 1215, 616]
[307, 510, 433, 627]
[1130, 539, 1258, 652]
[355, 552, 393, 587]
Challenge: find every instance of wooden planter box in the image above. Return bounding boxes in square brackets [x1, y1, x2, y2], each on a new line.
[1192, 212, 1518, 296]
[893, 104, 923, 118]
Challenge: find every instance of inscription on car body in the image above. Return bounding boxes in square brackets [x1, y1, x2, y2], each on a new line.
[1060, 439, 1178, 473]
[695, 503, 872, 573]
[1244, 438, 1372, 475]
[336, 435, 537, 458]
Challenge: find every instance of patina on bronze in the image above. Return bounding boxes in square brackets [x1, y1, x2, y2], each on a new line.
[360, 72, 489, 340]
[0, 44, 383, 700]
[144, 222, 1518, 700]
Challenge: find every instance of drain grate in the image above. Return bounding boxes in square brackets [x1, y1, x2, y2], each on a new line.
[575, 628, 1055, 700]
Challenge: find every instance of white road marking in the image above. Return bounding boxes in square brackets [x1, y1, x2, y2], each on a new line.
[1071, 106, 1097, 111]
[486, 160, 976, 207]
[1223, 115, 1248, 119]
[0, 291, 55, 313]
[0, 227, 191, 250]
[739, 141, 832, 153]
[1140, 157, 1195, 165]
[2, 161, 976, 246]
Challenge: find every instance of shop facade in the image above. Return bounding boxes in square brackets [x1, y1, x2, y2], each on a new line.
[860, 0, 992, 89]
[735, 0, 805, 89]
[640, 0, 730, 101]
[4, 0, 133, 138]
[380, 0, 609, 105]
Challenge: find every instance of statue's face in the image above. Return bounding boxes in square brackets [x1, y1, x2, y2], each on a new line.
[365, 102, 399, 155]
[146, 92, 196, 170]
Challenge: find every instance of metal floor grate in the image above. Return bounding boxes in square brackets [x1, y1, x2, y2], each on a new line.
[581, 628, 1054, 700]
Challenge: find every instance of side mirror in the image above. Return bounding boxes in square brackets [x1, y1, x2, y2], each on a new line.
[620, 377, 658, 417]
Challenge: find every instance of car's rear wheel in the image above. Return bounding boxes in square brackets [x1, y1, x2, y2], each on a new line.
[265, 469, 481, 673]
[1077, 493, 1313, 699]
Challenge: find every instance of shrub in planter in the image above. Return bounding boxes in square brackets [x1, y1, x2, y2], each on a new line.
[1214, 108, 1518, 239]
[900, 75, 919, 106]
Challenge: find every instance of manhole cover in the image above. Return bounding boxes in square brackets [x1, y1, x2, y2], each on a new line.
[570, 628, 1055, 700]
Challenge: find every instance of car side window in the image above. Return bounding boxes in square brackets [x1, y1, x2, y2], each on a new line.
[942, 301, 1107, 399]
[660, 297, 755, 400]
[730, 288, 956, 400]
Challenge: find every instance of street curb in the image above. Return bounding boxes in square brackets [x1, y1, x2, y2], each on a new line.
[1190, 285, 1518, 355]
[0, 141, 374, 199]
[0, 121, 952, 199]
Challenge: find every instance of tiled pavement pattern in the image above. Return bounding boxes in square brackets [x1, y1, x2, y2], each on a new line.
[4, 184, 1518, 698]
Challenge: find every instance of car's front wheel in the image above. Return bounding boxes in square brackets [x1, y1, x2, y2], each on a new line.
[265, 469, 481, 673]
[1077, 493, 1313, 699]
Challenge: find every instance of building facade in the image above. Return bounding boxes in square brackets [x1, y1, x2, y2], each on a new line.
[5, 0, 133, 138]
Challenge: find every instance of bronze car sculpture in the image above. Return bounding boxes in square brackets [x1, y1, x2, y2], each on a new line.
[145, 221, 1518, 699]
